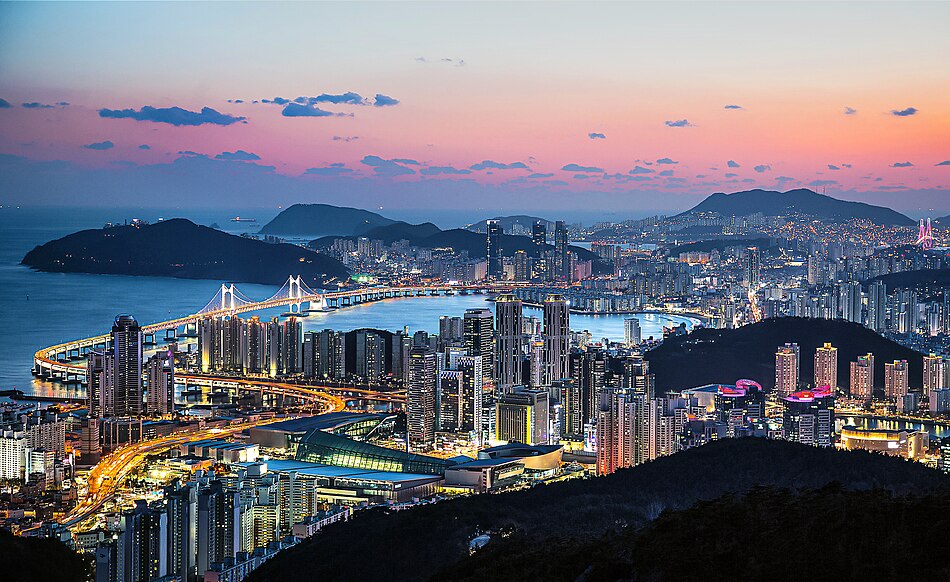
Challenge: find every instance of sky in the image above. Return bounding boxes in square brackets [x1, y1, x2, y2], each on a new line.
[0, 1, 948, 219]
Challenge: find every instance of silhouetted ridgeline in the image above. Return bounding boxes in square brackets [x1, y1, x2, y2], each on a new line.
[645, 317, 923, 393]
[864, 269, 950, 294]
[246, 439, 948, 582]
[258, 203, 396, 237]
[668, 236, 776, 255]
[21, 219, 349, 286]
[679, 188, 914, 226]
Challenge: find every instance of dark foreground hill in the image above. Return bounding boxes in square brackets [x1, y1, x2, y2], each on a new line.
[258, 203, 396, 236]
[442, 486, 950, 582]
[679, 188, 914, 226]
[865, 269, 950, 294]
[247, 439, 948, 582]
[645, 317, 923, 393]
[22, 219, 349, 286]
[0, 528, 91, 582]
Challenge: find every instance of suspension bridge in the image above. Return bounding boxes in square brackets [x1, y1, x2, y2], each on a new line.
[31, 277, 510, 400]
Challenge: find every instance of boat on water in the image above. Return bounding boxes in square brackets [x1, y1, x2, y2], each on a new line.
[230, 216, 257, 223]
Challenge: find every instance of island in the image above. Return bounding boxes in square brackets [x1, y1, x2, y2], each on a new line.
[21, 218, 349, 286]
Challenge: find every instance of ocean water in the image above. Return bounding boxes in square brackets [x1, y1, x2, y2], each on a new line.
[0, 206, 696, 398]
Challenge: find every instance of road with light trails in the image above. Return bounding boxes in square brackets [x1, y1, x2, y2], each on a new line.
[61, 403, 343, 530]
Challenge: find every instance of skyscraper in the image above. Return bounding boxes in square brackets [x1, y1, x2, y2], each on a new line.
[884, 360, 909, 399]
[596, 388, 647, 476]
[463, 308, 494, 386]
[850, 353, 874, 399]
[542, 294, 570, 387]
[814, 343, 837, 390]
[104, 314, 144, 417]
[407, 347, 437, 445]
[624, 317, 641, 346]
[554, 220, 569, 281]
[513, 250, 529, 281]
[494, 294, 524, 392]
[774, 343, 799, 398]
[486, 219, 503, 280]
[841, 281, 863, 323]
[744, 247, 760, 288]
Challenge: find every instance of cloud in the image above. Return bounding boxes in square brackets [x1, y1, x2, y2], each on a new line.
[416, 56, 466, 67]
[527, 173, 554, 179]
[776, 176, 795, 183]
[281, 103, 351, 117]
[361, 155, 416, 176]
[726, 160, 740, 168]
[664, 119, 693, 127]
[22, 102, 54, 109]
[827, 164, 840, 170]
[471, 160, 529, 171]
[891, 161, 914, 167]
[99, 105, 245, 126]
[138, 144, 151, 150]
[0, 98, 10, 108]
[725, 173, 738, 178]
[629, 165, 655, 175]
[573, 174, 591, 180]
[561, 163, 603, 173]
[742, 178, 755, 183]
[656, 157, 678, 165]
[724, 104, 743, 110]
[753, 164, 771, 173]
[808, 179, 838, 187]
[393, 158, 420, 165]
[842, 163, 852, 168]
[374, 94, 399, 107]
[588, 132, 606, 140]
[421, 165, 471, 175]
[935, 160, 950, 166]
[83, 140, 114, 150]
[312, 92, 366, 105]
[659, 170, 674, 177]
[177, 150, 208, 158]
[844, 107, 857, 115]
[215, 150, 260, 161]
[332, 136, 359, 142]
[305, 163, 354, 176]
[890, 107, 918, 117]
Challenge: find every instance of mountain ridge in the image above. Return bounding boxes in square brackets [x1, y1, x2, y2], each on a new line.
[680, 188, 914, 226]
[259, 203, 396, 237]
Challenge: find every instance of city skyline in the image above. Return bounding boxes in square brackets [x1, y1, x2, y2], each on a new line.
[0, 2, 948, 214]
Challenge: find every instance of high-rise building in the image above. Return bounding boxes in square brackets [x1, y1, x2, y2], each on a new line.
[86, 350, 106, 419]
[438, 316, 464, 345]
[841, 281, 863, 323]
[866, 280, 888, 332]
[554, 220, 569, 281]
[774, 343, 800, 398]
[145, 350, 175, 416]
[557, 378, 584, 440]
[923, 354, 946, 401]
[884, 360, 909, 400]
[782, 386, 834, 447]
[120, 499, 167, 582]
[486, 219, 503, 280]
[463, 308, 494, 385]
[104, 314, 144, 418]
[196, 479, 241, 578]
[531, 220, 547, 247]
[407, 347, 437, 445]
[355, 330, 385, 381]
[495, 388, 549, 445]
[542, 294, 570, 387]
[624, 317, 641, 346]
[849, 353, 874, 399]
[622, 355, 655, 400]
[814, 343, 838, 390]
[744, 247, 760, 288]
[513, 250, 529, 281]
[164, 479, 197, 582]
[494, 294, 524, 392]
[596, 388, 648, 476]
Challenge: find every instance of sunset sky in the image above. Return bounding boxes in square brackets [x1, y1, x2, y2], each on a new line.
[0, 1, 947, 217]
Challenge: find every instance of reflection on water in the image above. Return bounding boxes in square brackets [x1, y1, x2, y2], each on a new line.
[837, 416, 950, 439]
